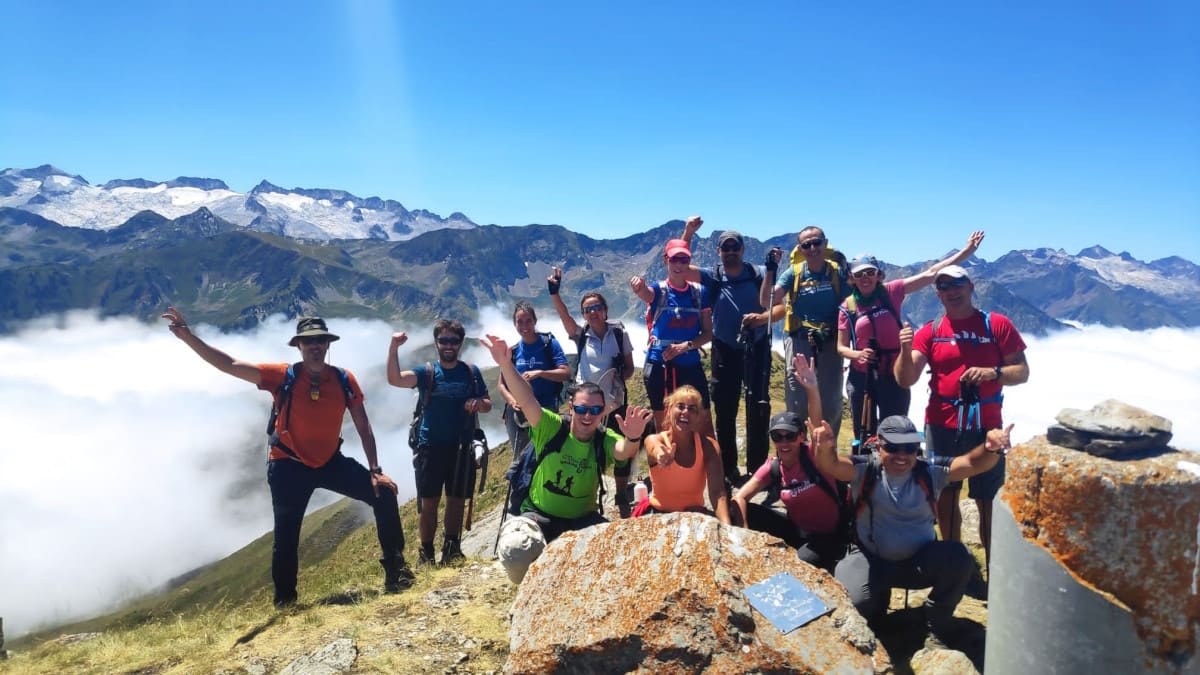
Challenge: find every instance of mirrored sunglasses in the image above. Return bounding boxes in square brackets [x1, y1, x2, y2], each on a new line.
[582, 304, 605, 314]
[853, 268, 878, 278]
[935, 278, 970, 291]
[572, 404, 604, 416]
[669, 255, 692, 265]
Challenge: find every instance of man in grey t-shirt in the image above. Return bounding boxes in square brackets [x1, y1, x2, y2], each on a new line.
[807, 408, 1013, 646]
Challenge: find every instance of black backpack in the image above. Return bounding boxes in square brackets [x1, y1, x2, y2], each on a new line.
[766, 449, 852, 538]
[504, 415, 608, 516]
[510, 331, 564, 404]
[408, 361, 482, 450]
[267, 362, 355, 460]
[570, 322, 627, 385]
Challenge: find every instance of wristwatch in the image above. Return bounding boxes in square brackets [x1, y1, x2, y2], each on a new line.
[370, 466, 384, 475]
[994, 366, 1003, 381]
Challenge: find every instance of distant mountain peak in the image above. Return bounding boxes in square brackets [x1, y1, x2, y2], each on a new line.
[1078, 245, 1114, 259]
[250, 180, 285, 194]
[1, 164, 85, 182]
[166, 177, 230, 191]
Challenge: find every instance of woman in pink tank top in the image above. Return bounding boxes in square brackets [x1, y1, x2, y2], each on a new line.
[636, 385, 730, 524]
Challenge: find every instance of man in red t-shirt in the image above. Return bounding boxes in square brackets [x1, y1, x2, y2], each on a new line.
[162, 308, 412, 607]
[894, 265, 1029, 566]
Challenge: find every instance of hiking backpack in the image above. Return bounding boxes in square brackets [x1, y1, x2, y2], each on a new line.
[408, 361, 483, 450]
[782, 248, 845, 334]
[928, 310, 1005, 431]
[504, 415, 609, 517]
[645, 281, 704, 344]
[511, 331, 565, 404]
[853, 451, 940, 546]
[570, 322, 627, 381]
[267, 362, 356, 460]
[767, 451, 853, 538]
[839, 289, 900, 352]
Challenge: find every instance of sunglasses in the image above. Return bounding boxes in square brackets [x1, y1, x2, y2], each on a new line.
[720, 243, 742, 252]
[298, 336, 330, 346]
[799, 238, 826, 250]
[437, 336, 463, 346]
[884, 443, 921, 455]
[582, 304, 605, 314]
[770, 430, 800, 442]
[853, 268, 878, 279]
[669, 255, 692, 265]
[935, 278, 970, 291]
[572, 404, 604, 416]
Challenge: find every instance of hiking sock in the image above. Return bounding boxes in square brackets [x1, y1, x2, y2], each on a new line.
[441, 536, 465, 565]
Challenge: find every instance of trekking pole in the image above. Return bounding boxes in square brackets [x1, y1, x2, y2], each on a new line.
[493, 481, 512, 557]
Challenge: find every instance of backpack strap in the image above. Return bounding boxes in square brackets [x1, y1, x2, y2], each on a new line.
[269, 362, 353, 462]
[794, 445, 851, 523]
[412, 361, 435, 427]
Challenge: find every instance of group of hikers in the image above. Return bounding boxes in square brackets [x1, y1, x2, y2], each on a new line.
[161, 215, 1029, 648]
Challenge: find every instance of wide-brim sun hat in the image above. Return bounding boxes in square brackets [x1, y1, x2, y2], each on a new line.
[288, 316, 341, 346]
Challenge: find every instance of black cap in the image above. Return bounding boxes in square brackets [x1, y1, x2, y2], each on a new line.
[877, 415, 924, 445]
[769, 411, 804, 434]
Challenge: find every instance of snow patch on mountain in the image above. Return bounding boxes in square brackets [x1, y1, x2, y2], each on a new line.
[0, 168, 477, 241]
[1074, 253, 1200, 296]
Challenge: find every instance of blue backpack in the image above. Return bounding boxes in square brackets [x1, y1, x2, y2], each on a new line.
[504, 416, 608, 516]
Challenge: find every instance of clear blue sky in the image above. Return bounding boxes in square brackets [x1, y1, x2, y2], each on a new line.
[2, 1, 1197, 264]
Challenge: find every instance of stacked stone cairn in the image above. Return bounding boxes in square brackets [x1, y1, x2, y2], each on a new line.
[1046, 398, 1173, 457]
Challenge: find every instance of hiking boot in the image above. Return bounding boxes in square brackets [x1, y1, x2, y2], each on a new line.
[616, 494, 633, 519]
[441, 537, 465, 565]
[418, 542, 437, 567]
[273, 593, 297, 609]
[381, 557, 415, 593]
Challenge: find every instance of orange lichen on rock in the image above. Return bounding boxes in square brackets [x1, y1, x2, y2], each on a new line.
[506, 512, 892, 674]
[1002, 437, 1200, 660]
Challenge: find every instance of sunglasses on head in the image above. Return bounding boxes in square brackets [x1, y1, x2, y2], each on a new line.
[853, 268, 878, 279]
[720, 243, 742, 252]
[885, 443, 921, 455]
[935, 278, 970, 291]
[582, 304, 605, 314]
[669, 255, 692, 265]
[572, 404, 604, 416]
[299, 336, 330, 346]
[770, 430, 800, 443]
[437, 336, 463, 346]
[799, 238, 826, 250]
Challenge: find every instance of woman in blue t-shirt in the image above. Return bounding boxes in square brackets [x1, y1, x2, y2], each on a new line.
[498, 301, 570, 462]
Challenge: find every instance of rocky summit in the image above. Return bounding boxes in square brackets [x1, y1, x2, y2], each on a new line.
[1048, 399, 1174, 458]
[506, 511, 890, 674]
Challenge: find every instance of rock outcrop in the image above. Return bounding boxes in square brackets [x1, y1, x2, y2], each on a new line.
[506, 512, 890, 674]
[1001, 429, 1200, 666]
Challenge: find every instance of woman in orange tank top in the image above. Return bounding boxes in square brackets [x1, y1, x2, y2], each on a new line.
[637, 385, 730, 524]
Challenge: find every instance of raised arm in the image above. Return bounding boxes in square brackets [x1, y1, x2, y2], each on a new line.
[678, 215, 703, 284]
[893, 322, 926, 388]
[161, 307, 261, 385]
[948, 424, 1012, 482]
[759, 248, 785, 310]
[612, 405, 652, 461]
[792, 353, 824, 427]
[631, 275, 655, 304]
[902, 230, 985, 293]
[808, 418, 856, 482]
[547, 267, 583, 338]
[482, 335, 542, 428]
[386, 331, 419, 388]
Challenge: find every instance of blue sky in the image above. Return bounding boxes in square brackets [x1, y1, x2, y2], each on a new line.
[1, 1, 1197, 264]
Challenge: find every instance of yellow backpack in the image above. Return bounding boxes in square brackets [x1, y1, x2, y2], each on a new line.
[782, 244, 846, 333]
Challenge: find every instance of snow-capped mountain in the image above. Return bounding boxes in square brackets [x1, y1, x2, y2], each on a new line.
[0, 165, 477, 241]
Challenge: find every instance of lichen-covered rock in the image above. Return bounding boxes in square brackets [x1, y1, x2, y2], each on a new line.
[505, 512, 891, 674]
[1003, 436, 1200, 664]
[1055, 399, 1173, 440]
[910, 646, 979, 674]
[279, 638, 357, 675]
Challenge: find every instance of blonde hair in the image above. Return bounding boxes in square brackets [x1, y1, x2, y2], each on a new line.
[666, 385, 703, 410]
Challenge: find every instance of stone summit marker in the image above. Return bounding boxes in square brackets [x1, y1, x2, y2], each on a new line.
[987, 399, 1199, 674]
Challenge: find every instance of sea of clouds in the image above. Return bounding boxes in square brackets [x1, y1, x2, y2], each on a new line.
[1, 311, 1196, 636]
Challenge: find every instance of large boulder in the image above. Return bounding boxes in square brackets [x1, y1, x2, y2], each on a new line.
[506, 512, 890, 674]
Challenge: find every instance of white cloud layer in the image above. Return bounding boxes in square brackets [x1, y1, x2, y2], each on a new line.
[0, 314, 1195, 636]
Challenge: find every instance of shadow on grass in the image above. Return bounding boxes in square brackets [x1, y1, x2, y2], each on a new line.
[236, 614, 284, 645]
[873, 607, 987, 674]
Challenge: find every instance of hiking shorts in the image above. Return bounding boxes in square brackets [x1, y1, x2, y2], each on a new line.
[924, 424, 1005, 501]
[414, 443, 475, 499]
[643, 361, 710, 411]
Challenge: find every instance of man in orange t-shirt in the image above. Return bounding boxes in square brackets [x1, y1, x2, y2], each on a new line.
[162, 308, 412, 607]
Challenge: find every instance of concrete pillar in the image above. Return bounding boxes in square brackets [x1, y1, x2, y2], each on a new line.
[985, 436, 1200, 674]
